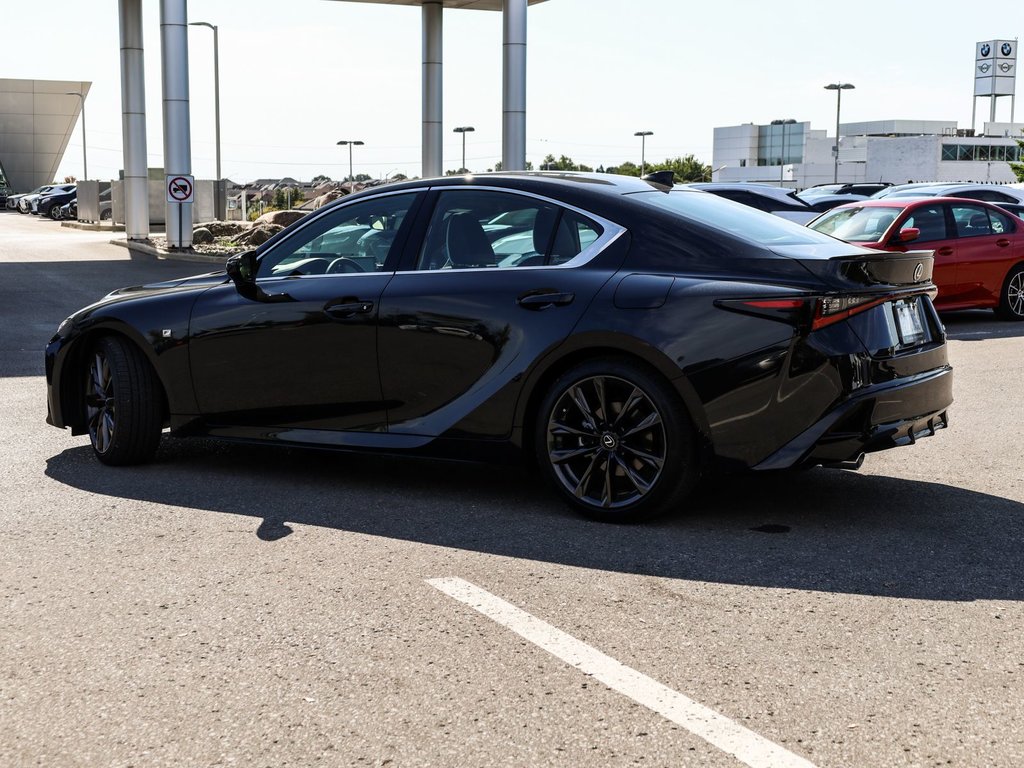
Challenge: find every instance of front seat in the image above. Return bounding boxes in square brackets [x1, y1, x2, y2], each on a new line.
[445, 212, 495, 268]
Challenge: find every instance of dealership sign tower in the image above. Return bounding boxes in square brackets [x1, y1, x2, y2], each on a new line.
[973, 40, 1017, 131]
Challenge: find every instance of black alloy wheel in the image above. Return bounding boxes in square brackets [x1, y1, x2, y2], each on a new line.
[536, 360, 697, 523]
[85, 336, 163, 465]
[997, 263, 1024, 321]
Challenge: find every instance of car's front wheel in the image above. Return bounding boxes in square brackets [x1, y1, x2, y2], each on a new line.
[535, 359, 698, 523]
[48, 205, 62, 220]
[85, 336, 163, 465]
[997, 263, 1024, 321]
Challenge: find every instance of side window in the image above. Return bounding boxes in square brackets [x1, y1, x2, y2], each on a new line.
[951, 204, 993, 238]
[416, 190, 603, 270]
[257, 193, 418, 278]
[989, 209, 1016, 234]
[903, 205, 948, 242]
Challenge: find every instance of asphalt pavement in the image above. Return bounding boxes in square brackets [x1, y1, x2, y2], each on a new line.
[2, 210, 1023, 767]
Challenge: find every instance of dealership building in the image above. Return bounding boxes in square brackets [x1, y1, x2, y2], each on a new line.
[712, 118, 1024, 189]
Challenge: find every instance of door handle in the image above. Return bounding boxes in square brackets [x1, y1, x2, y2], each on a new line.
[997, 238, 1010, 247]
[935, 247, 954, 256]
[324, 300, 374, 318]
[517, 291, 575, 310]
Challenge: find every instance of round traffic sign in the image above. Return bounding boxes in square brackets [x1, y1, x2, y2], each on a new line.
[167, 176, 193, 202]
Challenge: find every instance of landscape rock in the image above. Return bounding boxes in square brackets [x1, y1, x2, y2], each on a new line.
[312, 189, 347, 210]
[233, 224, 283, 247]
[254, 209, 307, 227]
[195, 220, 251, 237]
[192, 227, 214, 244]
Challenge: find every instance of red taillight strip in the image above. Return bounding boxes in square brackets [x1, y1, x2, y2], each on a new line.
[811, 295, 892, 330]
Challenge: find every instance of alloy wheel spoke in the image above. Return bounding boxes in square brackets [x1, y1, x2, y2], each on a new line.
[623, 409, 662, 438]
[573, 451, 604, 499]
[619, 442, 665, 470]
[550, 445, 597, 465]
[612, 454, 653, 497]
[611, 386, 644, 429]
[593, 377, 609, 424]
[569, 385, 597, 427]
[550, 420, 598, 438]
[602, 458, 614, 508]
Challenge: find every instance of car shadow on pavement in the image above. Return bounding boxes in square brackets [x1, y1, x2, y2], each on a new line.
[46, 438, 1024, 603]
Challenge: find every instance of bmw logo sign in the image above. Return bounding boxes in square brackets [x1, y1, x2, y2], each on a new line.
[1002, 42, 1013, 56]
[981, 44, 991, 57]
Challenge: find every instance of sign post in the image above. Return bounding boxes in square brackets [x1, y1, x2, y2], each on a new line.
[166, 174, 194, 249]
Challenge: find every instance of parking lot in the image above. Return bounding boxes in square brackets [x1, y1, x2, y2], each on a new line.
[2, 210, 1023, 767]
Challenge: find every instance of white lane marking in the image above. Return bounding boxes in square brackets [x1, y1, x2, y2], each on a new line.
[428, 577, 818, 768]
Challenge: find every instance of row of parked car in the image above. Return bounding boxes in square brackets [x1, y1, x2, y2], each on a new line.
[688, 181, 1024, 321]
[3, 183, 114, 221]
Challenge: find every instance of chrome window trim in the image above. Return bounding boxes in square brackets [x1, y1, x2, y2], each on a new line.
[396, 185, 627, 274]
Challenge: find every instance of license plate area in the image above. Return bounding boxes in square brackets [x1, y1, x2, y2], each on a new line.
[892, 296, 928, 348]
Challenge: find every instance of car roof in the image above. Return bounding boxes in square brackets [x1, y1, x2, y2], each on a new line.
[827, 196, 1010, 211]
[683, 182, 806, 202]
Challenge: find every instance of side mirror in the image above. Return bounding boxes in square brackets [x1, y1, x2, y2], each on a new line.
[226, 250, 257, 286]
[896, 227, 920, 243]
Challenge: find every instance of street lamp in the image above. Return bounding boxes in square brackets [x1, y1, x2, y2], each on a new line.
[337, 140, 365, 184]
[188, 22, 221, 183]
[453, 126, 475, 173]
[634, 130, 653, 176]
[64, 92, 87, 180]
[771, 119, 797, 186]
[824, 83, 855, 183]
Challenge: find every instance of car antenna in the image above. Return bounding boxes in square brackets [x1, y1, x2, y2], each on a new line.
[641, 170, 675, 188]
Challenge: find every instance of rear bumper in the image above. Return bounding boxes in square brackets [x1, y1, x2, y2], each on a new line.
[753, 364, 953, 470]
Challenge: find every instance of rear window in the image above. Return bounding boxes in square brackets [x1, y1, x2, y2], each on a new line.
[809, 205, 904, 242]
[632, 189, 832, 246]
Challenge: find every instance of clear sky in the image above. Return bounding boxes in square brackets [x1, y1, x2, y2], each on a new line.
[5, 1, 1020, 184]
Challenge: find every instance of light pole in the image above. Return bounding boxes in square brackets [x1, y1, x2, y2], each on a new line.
[337, 140, 365, 184]
[453, 126, 475, 173]
[188, 22, 221, 182]
[771, 119, 796, 186]
[824, 83, 854, 183]
[634, 130, 653, 176]
[64, 92, 87, 180]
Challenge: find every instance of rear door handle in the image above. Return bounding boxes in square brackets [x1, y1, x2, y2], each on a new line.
[324, 300, 374, 318]
[997, 238, 1010, 247]
[936, 247, 954, 256]
[517, 291, 575, 310]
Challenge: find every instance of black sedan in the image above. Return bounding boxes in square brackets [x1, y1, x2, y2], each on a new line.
[46, 173, 953, 522]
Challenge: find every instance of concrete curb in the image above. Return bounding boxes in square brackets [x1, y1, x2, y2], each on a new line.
[108, 238, 231, 265]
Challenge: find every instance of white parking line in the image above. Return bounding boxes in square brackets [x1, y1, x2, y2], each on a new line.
[428, 577, 818, 768]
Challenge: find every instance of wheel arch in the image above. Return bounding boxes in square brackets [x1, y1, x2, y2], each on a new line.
[59, 324, 170, 435]
[515, 334, 713, 465]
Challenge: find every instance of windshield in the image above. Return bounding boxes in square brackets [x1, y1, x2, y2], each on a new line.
[633, 190, 836, 246]
[808, 205, 903, 242]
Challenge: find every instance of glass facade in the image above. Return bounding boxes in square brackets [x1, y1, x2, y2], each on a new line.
[756, 122, 804, 167]
[941, 143, 1021, 162]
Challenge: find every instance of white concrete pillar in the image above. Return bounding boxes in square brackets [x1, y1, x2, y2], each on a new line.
[502, 0, 527, 171]
[118, 0, 149, 240]
[160, 0, 193, 248]
[422, 1, 443, 178]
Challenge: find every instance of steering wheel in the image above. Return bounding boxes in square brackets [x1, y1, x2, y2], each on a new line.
[325, 257, 366, 274]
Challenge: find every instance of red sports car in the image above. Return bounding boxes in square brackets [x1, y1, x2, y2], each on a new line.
[809, 197, 1024, 319]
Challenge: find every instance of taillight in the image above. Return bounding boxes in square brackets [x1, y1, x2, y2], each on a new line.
[716, 290, 931, 331]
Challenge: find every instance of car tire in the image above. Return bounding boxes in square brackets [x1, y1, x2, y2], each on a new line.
[996, 263, 1024, 321]
[85, 336, 163, 466]
[535, 358, 698, 523]
[100, 209, 112, 221]
[48, 205, 62, 221]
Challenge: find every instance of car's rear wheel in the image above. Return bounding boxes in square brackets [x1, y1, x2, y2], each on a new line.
[535, 359, 697, 523]
[85, 336, 162, 465]
[48, 205, 62, 220]
[996, 263, 1024, 321]
[100, 208, 112, 221]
